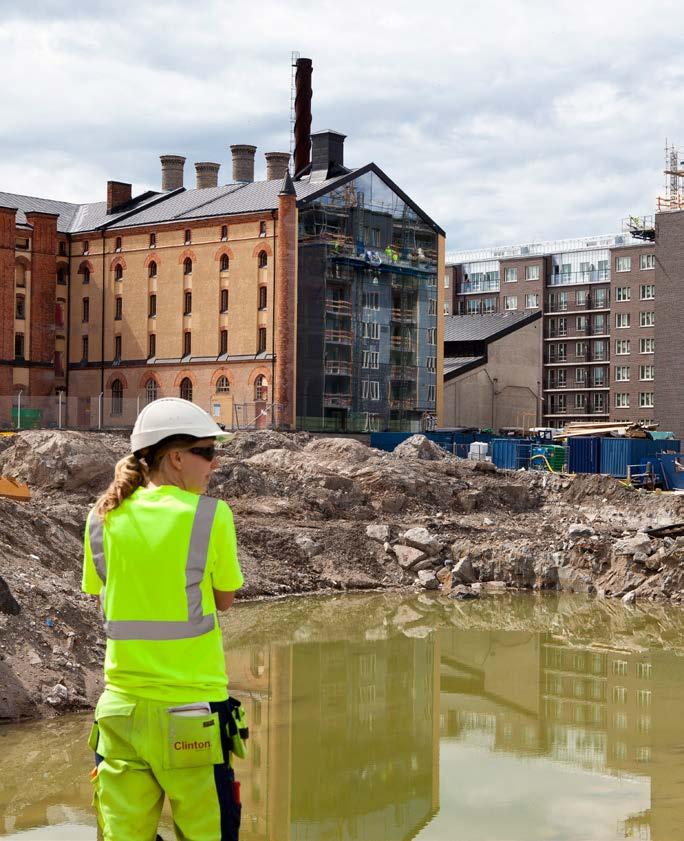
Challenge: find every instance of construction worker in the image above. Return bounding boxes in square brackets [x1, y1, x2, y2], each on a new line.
[82, 397, 244, 841]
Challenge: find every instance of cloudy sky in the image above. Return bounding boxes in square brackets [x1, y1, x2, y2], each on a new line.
[1, 0, 683, 249]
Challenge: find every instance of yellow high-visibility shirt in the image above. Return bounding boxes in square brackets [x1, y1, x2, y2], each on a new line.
[82, 485, 243, 702]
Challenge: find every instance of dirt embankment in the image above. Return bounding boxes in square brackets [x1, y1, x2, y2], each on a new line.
[0, 430, 682, 722]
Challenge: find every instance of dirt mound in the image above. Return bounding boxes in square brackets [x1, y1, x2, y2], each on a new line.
[220, 429, 305, 460]
[562, 473, 636, 504]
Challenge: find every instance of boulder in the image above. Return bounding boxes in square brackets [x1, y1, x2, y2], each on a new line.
[295, 535, 322, 558]
[453, 558, 477, 584]
[622, 591, 637, 606]
[416, 570, 439, 590]
[366, 524, 391, 543]
[394, 435, 446, 461]
[448, 585, 479, 600]
[394, 545, 427, 569]
[613, 533, 652, 557]
[567, 524, 595, 539]
[402, 527, 440, 555]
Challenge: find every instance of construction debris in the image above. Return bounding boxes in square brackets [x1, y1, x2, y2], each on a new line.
[555, 421, 659, 440]
[0, 477, 30, 501]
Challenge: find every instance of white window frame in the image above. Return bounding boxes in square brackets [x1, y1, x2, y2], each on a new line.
[504, 267, 518, 283]
[427, 356, 436, 372]
[444, 274, 450, 288]
[362, 291, 379, 310]
[639, 365, 654, 381]
[525, 293, 539, 309]
[615, 339, 630, 355]
[615, 287, 631, 302]
[639, 284, 655, 300]
[427, 328, 436, 345]
[615, 365, 630, 382]
[616, 391, 629, 407]
[525, 265, 540, 281]
[427, 384, 436, 402]
[639, 254, 655, 270]
[640, 311, 655, 327]
[639, 392, 654, 408]
[615, 256, 632, 272]
[615, 313, 630, 329]
[504, 295, 517, 311]
[639, 337, 655, 354]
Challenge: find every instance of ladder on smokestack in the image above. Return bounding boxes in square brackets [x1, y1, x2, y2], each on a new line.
[289, 51, 300, 175]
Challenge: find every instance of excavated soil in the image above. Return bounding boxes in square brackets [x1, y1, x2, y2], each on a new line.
[0, 429, 682, 722]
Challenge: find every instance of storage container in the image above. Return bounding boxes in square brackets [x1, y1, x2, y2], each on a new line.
[568, 437, 601, 474]
[600, 438, 681, 478]
[491, 439, 532, 470]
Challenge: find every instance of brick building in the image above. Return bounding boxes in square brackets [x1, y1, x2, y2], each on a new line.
[446, 235, 657, 428]
[0, 135, 445, 433]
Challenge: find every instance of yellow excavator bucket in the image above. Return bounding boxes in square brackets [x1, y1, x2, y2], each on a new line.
[0, 477, 30, 501]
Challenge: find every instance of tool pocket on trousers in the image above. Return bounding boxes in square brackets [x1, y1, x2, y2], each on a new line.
[93, 696, 137, 760]
[163, 712, 224, 769]
[223, 766, 242, 841]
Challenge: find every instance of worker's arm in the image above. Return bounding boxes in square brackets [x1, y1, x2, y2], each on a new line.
[213, 589, 236, 611]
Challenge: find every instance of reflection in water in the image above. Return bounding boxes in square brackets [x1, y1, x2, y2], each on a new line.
[2, 593, 684, 840]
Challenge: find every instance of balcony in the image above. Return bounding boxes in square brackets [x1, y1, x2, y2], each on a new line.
[325, 329, 353, 345]
[389, 397, 415, 410]
[391, 308, 417, 324]
[458, 280, 500, 295]
[325, 299, 352, 316]
[545, 324, 608, 339]
[545, 296, 610, 314]
[390, 336, 414, 351]
[390, 365, 418, 381]
[324, 360, 352, 376]
[324, 393, 352, 408]
[547, 269, 610, 287]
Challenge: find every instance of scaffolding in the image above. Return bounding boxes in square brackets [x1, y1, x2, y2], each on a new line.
[657, 139, 684, 211]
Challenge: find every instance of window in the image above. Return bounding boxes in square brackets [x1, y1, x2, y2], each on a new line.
[525, 293, 539, 309]
[184, 291, 192, 315]
[615, 287, 631, 302]
[443, 302, 450, 315]
[111, 379, 123, 415]
[259, 221, 267, 237]
[114, 335, 122, 360]
[184, 229, 191, 245]
[639, 284, 655, 300]
[257, 250, 268, 269]
[148, 334, 156, 359]
[427, 356, 436, 372]
[82, 267, 90, 284]
[254, 375, 268, 401]
[183, 257, 192, 276]
[83, 240, 89, 255]
[504, 295, 517, 311]
[427, 384, 436, 402]
[58, 241, 66, 256]
[593, 367, 605, 387]
[57, 266, 68, 285]
[615, 365, 630, 382]
[613, 686, 627, 703]
[183, 332, 191, 357]
[640, 254, 655, 270]
[221, 225, 228, 242]
[82, 336, 89, 361]
[257, 327, 267, 353]
[466, 299, 480, 315]
[504, 267, 518, 283]
[82, 297, 90, 323]
[574, 393, 586, 410]
[428, 298, 437, 315]
[615, 393, 630, 408]
[444, 274, 450, 288]
[640, 311, 655, 327]
[362, 291, 379, 310]
[148, 261, 157, 278]
[145, 378, 158, 402]
[637, 662, 652, 680]
[615, 339, 630, 355]
[427, 328, 436, 345]
[362, 350, 379, 369]
[362, 380, 380, 400]
[615, 313, 630, 328]
[114, 237, 122, 252]
[640, 337, 655, 354]
[362, 321, 380, 340]
[525, 265, 540, 281]
[14, 332, 24, 358]
[258, 286, 267, 310]
[220, 289, 229, 312]
[593, 340, 606, 361]
[576, 289, 588, 307]
[149, 294, 157, 317]
[639, 392, 654, 408]
[594, 313, 606, 333]
[216, 376, 230, 393]
[575, 367, 587, 384]
[615, 256, 631, 272]
[576, 342, 587, 357]
[575, 315, 587, 332]
[219, 330, 228, 355]
[639, 365, 654, 381]
[114, 296, 122, 321]
[15, 294, 25, 319]
[114, 264, 123, 282]
[220, 254, 229, 271]
[483, 297, 496, 313]
[180, 377, 193, 401]
[149, 232, 156, 249]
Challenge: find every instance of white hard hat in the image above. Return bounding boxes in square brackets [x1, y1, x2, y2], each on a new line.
[131, 397, 225, 453]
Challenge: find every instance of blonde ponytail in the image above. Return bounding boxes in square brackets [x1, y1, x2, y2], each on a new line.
[94, 453, 148, 520]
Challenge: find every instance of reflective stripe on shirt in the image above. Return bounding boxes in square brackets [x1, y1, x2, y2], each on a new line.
[89, 494, 219, 641]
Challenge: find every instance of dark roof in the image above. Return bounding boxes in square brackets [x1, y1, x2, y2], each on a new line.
[444, 311, 542, 343]
[444, 356, 485, 375]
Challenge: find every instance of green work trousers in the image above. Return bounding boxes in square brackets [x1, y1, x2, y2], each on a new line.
[89, 689, 241, 841]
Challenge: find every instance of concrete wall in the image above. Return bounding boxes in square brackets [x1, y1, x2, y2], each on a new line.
[443, 318, 541, 430]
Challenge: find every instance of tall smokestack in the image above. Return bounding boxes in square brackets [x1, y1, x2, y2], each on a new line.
[265, 152, 290, 181]
[294, 57, 313, 177]
[195, 162, 220, 189]
[230, 145, 257, 183]
[160, 155, 186, 191]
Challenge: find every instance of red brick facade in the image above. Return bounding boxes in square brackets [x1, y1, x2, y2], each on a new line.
[274, 190, 297, 427]
[0, 207, 16, 400]
[25, 212, 58, 396]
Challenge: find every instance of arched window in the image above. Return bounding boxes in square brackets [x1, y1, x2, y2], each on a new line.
[183, 257, 192, 275]
[114, 264, 123, 281]
[148, 261, 157, 278]
[145, 378, 158, 404]
[254, 375, 268, 401]
[216, 376, 230, 394]
[111, 379, 123, 416]
[57, 266, 68, 285]
[220, 288, 229, 312]
[15, 263, 26, 287]
[220, 254, 229, 272]
[82, 267, 90, 284]
[221, 225, 228, 241]
[180, 377, 193, 401]
[257, 250, 268, 269]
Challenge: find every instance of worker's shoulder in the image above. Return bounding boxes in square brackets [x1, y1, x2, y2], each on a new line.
[208, 496, 234, 521]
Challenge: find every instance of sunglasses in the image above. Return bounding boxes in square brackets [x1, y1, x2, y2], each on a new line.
[186, 445, 216, 462]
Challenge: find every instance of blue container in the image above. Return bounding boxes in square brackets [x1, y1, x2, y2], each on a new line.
[491, 438, 532, 470]
[638, 458, 664, 484]
[370, 432, 412, 452]
[658, 453, 684, 490]
[600, 438, 680, 478]
[568, 437, 602, 474]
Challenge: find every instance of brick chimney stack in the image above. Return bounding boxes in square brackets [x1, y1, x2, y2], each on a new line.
[107, 181, 132, 215]
[265, 152, 290, 181]
[195, 162, 221, 189]
[230, 145, 257, 183]
[274, 171, 297, 428]
[160, 155, 186, 191]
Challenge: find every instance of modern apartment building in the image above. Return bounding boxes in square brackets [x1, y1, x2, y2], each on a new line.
[446, 235, 656, 428]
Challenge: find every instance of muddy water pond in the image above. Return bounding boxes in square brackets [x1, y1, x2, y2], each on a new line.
[2, 592, 684, 840]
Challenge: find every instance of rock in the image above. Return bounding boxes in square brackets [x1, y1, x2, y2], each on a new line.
[483, 517, 494, 526]
[568, 524, 595, 538]
[378, 494, 407, 514]
[45, 683, 68, 706]
[481, 580, 507, 592]
[402, 625, 434, 639]
[392, 605, 423, 625]
[394, 545, 427, 569]
[622, 591, 637, 606]
[295, 535, 322, 558]
[453, 558, 477, 584]
[436, 568, 452, 590]
[416, 570, 439, 590]
[413, 558, 436, 572]
[633, 552, 648, 566]
[393, 435, 446, 461]
[645, 552, 663, 572]
[27, 649, 42, 666]
[614, 533, 652, 557]
[473, 460, 496, 473]
[401, 527, 441, 555]
[366, 524, 390, 543]
[449, 584, 479, 600]
[456, 490, 482, 513]
[383, 541, 393, 554]
[0, 575, 20, 615]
